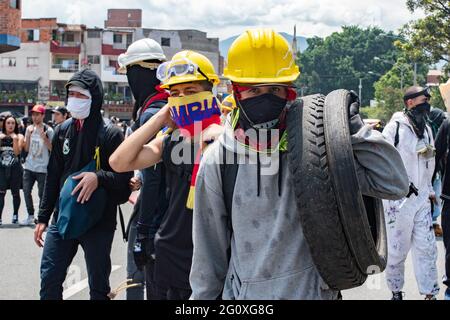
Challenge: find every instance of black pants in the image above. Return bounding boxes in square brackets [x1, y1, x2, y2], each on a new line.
[150, 282, 192, 300]
[0, 164, 22, 219]
[40, 223, 115, 300]
[442, 200, 450, 287]
[23, 169, 46, 216]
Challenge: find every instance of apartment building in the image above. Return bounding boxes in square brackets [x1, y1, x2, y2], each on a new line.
[0, 0, 21, 54]
[0, 8, 222, 119]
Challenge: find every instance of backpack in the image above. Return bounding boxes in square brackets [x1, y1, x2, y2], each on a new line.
[220, 146, 239, 231]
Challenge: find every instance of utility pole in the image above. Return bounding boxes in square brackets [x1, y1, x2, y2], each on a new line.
[413, 62, 418, 85]
[359, 78, 362, 103]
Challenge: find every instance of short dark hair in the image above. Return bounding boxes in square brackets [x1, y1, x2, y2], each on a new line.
[2, 115, 19, 134]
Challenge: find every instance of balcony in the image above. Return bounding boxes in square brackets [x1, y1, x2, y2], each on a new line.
[50, 63, 80, 81]
[0, 34, 20, 54]
[50, 40, 81, 55]
[102, 44, 126, 56]
[102, 66, 128, 83]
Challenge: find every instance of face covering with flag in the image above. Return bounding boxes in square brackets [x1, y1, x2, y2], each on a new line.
[168, 91, 222, 209]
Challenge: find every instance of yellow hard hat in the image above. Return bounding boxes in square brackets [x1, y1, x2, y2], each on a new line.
[224, 28, 300, 84]
[221, 94, 236, 113]
[157, 50, 220, 89]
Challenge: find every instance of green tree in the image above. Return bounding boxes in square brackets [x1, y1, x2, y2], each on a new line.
[296, 26, 401, 106]
[399, 0, 450, 67]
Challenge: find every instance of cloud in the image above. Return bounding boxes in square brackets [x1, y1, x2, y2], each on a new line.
[22, 0, 424, 39]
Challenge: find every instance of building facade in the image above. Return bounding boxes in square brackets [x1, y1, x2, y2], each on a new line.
[0, 8, 222, 119]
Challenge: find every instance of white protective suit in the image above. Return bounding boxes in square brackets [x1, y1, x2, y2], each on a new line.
[382, 111, 440, 296]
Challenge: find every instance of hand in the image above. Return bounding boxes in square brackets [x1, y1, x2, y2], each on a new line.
[129, 176, 142, 191]
[10, 133, 18, 141]
[71, 172, 99, 204]
[157, 104, 176, 129]
[133, 236, 154, 270]
[200, 123, 224, 151]
[34, 223, 47, 248]
[430, 194, 437, 204]
[348, 90, 360, 118]
[39, 127, 47, 140]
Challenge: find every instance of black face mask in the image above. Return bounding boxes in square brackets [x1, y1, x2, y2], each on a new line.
[406, 102, 431, 138]
[238, 94, 287, 130]
[126, 65, 160, 120]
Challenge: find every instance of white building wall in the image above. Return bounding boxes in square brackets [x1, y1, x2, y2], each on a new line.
[0, 42, 51, 100]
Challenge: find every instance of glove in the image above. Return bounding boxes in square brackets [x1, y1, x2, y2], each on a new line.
[348, 90, 365, 135]
[133, 234, 155, 271]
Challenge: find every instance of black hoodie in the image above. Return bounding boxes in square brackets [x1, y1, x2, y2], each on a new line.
[38, 69, 133, 228]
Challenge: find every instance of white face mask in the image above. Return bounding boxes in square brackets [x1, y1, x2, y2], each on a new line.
[67, 97, 92, 120]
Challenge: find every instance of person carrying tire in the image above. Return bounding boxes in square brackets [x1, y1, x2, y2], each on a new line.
[117, 38, 170, 300]
[382, 86, 440, 300]
[189, 28, 409, 300]
[109, 50, 224, 300]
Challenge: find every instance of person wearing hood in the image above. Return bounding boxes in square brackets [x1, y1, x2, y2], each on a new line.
[188, 28, 409, 300]
[34, 69, 133, 300]
[117, 38, 169, 300]
[434, 78, 450, 300]
[428, 107, 446, 237]
[110, 50, 223, 300]
[382, 86, 440, 300]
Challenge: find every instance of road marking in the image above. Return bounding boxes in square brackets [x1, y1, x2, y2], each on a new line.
[63, 265, 121, 300]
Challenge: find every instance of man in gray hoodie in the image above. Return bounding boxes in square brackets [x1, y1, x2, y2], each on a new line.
[189, 28, 410, 300]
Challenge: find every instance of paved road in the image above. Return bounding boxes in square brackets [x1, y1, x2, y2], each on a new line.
[0, 188, 447, 300]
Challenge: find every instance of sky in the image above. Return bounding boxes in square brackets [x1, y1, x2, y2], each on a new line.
[22, 0, 425, 40]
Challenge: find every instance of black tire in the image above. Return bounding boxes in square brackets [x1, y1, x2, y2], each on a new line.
[324, 89, 387, 274]
[287, 95, 367, 290]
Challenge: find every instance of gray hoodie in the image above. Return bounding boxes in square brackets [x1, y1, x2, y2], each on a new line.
[190, 119, 409, 300]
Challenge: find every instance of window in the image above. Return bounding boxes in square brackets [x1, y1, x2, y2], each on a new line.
[113, 34, 123, 44]
[27, 57, 38, 67]
[1, 57, 17, 67]
[10, 0, 20, 9]
[87, 30, 101, 38]
[26, 29, 39, 42]
[161, 37, 171, 47]
[126, 34, 133, 47]
[188, 35, 193, 41]
[63, 32, 75, 43]
[88, 55, 100, 64]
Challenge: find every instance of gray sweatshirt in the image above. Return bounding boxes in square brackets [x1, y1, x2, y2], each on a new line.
[190, 121, 409, 300]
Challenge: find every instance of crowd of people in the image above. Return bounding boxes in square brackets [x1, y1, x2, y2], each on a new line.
[1, 28, 450, 301]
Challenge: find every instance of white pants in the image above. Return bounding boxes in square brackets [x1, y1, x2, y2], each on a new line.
[384, 199, 440, 296]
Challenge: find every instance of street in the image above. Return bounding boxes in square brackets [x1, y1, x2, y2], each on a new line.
[0, 187, 447, 300]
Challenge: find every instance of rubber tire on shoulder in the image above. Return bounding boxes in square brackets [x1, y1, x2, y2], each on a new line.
[324, 89, 387, 274]
[287, 94, 367, 290]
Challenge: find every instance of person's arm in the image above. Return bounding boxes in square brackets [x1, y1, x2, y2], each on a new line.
[40, 127, 53, 152]
[435, 119, 448, 176]
[23, 126, 33, 153]
[12, 134, 23, 156]
[96, 127, 134, 204]
[37, 126, 64, 225]
[109, 104, 173, 173]
[352, 125, 409, 200]
[190, 148, 231, 300]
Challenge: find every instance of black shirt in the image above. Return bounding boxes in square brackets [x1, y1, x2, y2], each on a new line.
[154, 133, 197, 290]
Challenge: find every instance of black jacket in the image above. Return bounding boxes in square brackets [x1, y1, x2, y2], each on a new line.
[38, 70, 133, 227]
[435, 118, 450, 200]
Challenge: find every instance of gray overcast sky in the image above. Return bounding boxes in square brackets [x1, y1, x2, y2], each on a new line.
[22, 0, 424, 40]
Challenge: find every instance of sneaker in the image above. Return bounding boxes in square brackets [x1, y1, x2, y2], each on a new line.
[19, 216, 35, 226]
[445, 288, 450, 301]
[433, 224, 443, 237]
[391, 291, 404, 300]
[12, 215, 18, 224]
[425, 295, 437, 300]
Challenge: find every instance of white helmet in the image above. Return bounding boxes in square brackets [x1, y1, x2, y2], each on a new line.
[118, 38, 166, 74]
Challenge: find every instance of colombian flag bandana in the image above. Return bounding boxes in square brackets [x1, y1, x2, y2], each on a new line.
[168, 91, 222, 209]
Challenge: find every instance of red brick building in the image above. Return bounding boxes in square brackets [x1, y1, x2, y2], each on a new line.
[0, 0, 21, 53]
[104, 9, 142, 28]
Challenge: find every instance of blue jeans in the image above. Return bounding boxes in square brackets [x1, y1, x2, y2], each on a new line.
[432, 175, 442, 222]
[40, 223, 115, 300]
